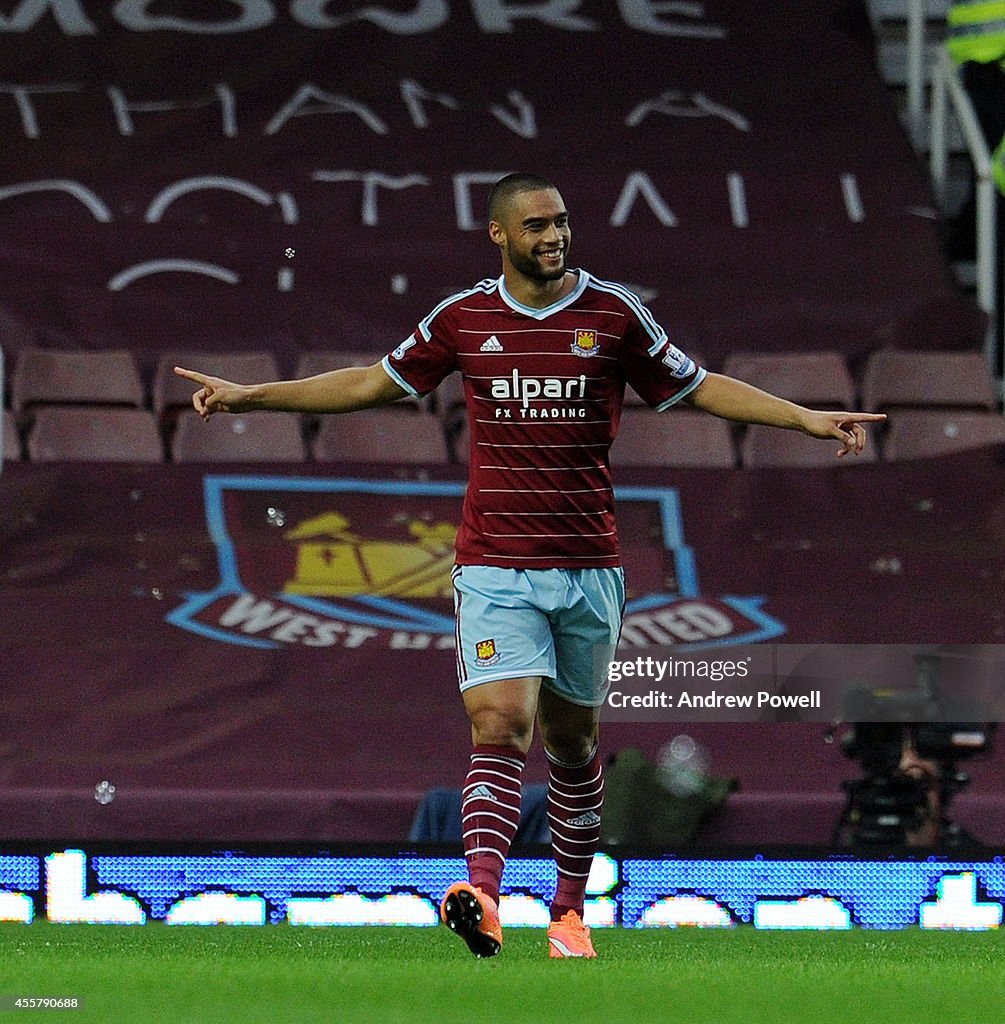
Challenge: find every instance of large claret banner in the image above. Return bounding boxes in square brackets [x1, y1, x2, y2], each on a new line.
[1, 454, 1004, 842]
[0, 0, 985, 371]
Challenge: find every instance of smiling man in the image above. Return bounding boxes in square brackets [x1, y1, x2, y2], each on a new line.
[175, 171, 884, 960]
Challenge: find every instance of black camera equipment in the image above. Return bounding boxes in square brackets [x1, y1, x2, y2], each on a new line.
[831, 655, 995, 847]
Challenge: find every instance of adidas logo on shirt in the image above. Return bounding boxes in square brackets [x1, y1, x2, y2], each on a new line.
[480, 335, 504, 352]
[466, 784, 499, 802]
[566, 811, 601, 827]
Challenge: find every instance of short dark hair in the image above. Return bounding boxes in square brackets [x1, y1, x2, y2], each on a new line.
[488, 172, 557, 222]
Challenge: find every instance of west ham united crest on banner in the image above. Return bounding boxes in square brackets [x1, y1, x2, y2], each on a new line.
[167, 476, 785, 650]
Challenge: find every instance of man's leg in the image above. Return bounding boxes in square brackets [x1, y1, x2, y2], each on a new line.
[460, 676, 539, 900]
[440, 676, 540, 957]
[538, 688, 602, 958]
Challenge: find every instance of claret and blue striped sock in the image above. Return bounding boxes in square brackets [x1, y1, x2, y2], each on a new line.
[547, 744, 603, 921]
[461, 743, 526, 904]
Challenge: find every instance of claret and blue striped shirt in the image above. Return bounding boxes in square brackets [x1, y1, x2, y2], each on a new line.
[382, 270, 706, 568]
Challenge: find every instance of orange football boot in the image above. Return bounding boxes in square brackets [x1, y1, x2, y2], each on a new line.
[440, 882, 503, 958]
[547, 909, 597, 958]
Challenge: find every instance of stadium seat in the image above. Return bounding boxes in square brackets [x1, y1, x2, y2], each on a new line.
[26, 406, 163, 462]
[153, 351, 281, 419]
[171, 410, 306, 463]
[881, 409, 1005, 461]
[740, 423, 878, 468]
[3, 409, 21, 461]
[11, 347, 146, 414]
[312, 404, 448, 463]
[721, 350, 857, 408]
[612, 406, 737, 468]
[860, 349, 997, 411]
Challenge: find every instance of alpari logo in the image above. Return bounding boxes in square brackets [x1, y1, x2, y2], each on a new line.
[490, 369, 587, 408]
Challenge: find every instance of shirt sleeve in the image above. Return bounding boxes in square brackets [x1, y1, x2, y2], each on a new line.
[381, 313, 458, 398]
[619, 313, 706, 411]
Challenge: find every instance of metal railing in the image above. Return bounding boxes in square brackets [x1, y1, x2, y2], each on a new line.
[905, 0, 930, 145]
[930, 44, 1002, 386]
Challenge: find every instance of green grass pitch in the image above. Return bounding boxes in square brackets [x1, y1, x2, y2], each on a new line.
[1, 922, 1002, 1024]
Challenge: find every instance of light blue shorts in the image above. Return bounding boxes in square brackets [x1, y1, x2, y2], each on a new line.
[452, 565, 626, 707]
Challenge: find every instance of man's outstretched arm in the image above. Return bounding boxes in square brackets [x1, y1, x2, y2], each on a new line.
[684, 371, 887, 458]
[173, 362, 409, 420]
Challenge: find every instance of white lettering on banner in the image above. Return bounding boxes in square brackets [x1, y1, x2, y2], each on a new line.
[112, 0, 274, 34]
[264, 84, 388, 135]
[0, 179, 112, 221]
[727, 171, 748, 228]
[0, 84, 81, 138]
[626, 91, 750, 132]
[107, 83, 238, 138]
[4, 82, 760, 142]
[400, 78, 460, 129]
[620, 602, 734, 645]
[143, 176, 298, 224]
[471, 0, 595, 32]
[291, 0, 449, 32]
[488, 91, 537, 139]
[107, 259, 240, 291]
[0, 173, 873, 234]
[618, 0, 726, 39]
[0, 0, 96, 34]
[841, 172, 865, 223]
[1, 79, 540, 141]
[611, 172, 678, 227]
[389, 632, 433, 649]
[217, 594, 382, 648]
[0, 0, 727, 35]
[200, 593, 456, 650]
[312, 171, 431, 227]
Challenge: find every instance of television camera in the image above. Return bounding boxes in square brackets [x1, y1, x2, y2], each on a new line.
[831, 654, 995, 847]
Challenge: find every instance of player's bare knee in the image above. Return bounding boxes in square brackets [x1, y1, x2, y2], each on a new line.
[469, 707, 534, 753]
[541, 726, 598, 766]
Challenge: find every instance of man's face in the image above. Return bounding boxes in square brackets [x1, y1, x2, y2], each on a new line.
[491, 188, 571, 283]
[898, 737, 941, 846]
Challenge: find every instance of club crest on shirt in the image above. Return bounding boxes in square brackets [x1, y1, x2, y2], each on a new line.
[475, 638, 501, 666]
[571, 329, 600, 357]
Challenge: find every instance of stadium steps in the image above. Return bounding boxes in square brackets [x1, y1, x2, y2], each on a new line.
[866, 0, 977, 298]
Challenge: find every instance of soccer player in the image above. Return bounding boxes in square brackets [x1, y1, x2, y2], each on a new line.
[175, 172, 885, 959]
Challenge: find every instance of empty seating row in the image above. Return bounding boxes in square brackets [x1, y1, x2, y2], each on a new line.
[717, 348, 1000, 413]
[6, 348, 421, 420]
[5, 390, 1005, 467]
[448, 405, 1005, 468]
[4, 345, 1002, 418]
[4, 405, 452, 465]
[2, 346, 1003, 466]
